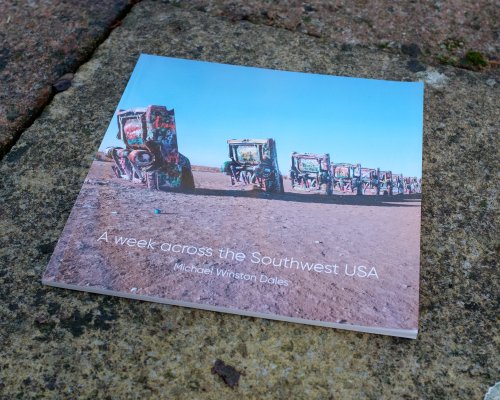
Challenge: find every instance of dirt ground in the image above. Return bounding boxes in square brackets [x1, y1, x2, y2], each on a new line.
[44, 161, 421, 332]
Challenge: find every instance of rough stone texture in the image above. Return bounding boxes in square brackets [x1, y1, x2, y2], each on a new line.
[0, 2, 498, 398]
[166, 0, 499, 68]
[2, 0, 498, 158]
[0, 0, 133, 157]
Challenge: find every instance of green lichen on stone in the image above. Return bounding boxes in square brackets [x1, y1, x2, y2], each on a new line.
[437, 55, 457, 66]
[464, 51, 488, 68]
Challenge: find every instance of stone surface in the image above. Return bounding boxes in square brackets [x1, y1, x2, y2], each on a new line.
[2, 0, 498, 158]
[0, 0, 133, 157]
[0, 1, 498, 398]
[166, 0, 499, 69]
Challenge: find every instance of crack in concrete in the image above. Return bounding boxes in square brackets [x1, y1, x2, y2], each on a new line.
[0, 0, 143, 162]
[2, 0, 497, 162]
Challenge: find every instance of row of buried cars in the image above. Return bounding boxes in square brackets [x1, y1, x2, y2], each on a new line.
[105, 105, 421, 195]
[222, 139, 421, 195]
[289, 152, 421, 195]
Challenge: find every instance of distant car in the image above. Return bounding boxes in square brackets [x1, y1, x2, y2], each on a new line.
[106, 105, 194, 191]
[358, 168, 393, 195]
[415, 178, 422, 194]
[331, 162, 362, 195]
[392, 173, 404, 195]
[403, 177, 421, 194]
[378, 170, 393, 195]
[290, 152, 332, 194]
[360, 167, 380, 195]
[222, 138, 284, 193]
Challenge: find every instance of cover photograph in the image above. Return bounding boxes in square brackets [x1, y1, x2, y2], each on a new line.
[43, 54, 423, 338]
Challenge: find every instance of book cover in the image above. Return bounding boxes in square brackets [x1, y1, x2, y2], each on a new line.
[43, 54, 423, 338]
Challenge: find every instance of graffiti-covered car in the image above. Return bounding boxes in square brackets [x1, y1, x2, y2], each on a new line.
[415, 178, 422, 194]
[290, 152, 332, 194]
[404, 177, 421, 194]
[360, 168, 380, 195]
[106, 105, 194, 191]
[222, 138, 284, 193]
[392, 173, 404, 195]
[331, 162, 362, 195]
[378, 170, 393, 195]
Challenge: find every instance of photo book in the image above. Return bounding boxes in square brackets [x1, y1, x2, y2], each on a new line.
[43, 54, 423, 338]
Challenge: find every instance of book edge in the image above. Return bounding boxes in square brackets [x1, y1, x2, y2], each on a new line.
[42, 279, 418, 339]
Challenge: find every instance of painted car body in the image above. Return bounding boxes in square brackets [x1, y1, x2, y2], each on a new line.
[106, 105, 194, 191]
[331, 162, 362, 195]
[222, 138, 284, 193]
[290, 153, 332, 194]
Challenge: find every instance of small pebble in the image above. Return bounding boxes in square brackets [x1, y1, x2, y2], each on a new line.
[211, 359, 241, 388]
[53, 73, 74, 92]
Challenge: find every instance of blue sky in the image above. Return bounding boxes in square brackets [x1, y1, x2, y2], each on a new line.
[99, 54, 423, 177]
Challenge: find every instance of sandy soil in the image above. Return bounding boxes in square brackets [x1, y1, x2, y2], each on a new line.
[44, 161, 421, 331]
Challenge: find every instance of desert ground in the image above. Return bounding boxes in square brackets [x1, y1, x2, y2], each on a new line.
[44, 161, 421, 331]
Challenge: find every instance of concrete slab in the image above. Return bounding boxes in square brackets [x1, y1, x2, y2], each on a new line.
[0, 2, 497, 398]
[167, 0, 499, 69]
[0, 0, 133, 157]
